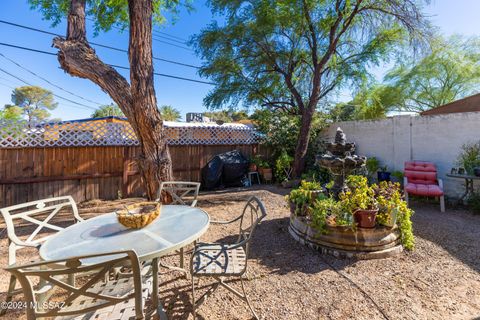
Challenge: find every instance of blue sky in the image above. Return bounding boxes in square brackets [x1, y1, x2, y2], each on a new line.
[0, 0, 479, 121]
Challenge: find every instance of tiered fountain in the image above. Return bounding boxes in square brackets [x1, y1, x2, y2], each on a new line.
[317, 128, 366, 198]
[288, 128, 403, 259]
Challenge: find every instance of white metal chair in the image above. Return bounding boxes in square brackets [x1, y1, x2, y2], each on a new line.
[190, 196, 267, 319]
[156, 181, 201, 272]
[5, 250, 147, 320]
[157, 181, 201, 207]
[0, 196, 83, 315]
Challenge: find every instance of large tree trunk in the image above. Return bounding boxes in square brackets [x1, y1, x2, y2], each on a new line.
[54, 0, 172, 200]
[128, 0, 172, 199]
[292, 105, 315, 177]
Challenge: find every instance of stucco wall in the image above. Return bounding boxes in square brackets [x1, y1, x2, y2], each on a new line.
[323, 112, 480, 198]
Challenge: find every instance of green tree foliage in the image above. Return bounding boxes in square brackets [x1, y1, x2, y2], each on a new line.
[329, 84, 393, 121]
[382, 35, 480, 112]
[333, 35, 480, 117]
[0, 104, 23, 121]
[11, 86, 57, 123]
[250, 109, 328, 167]
[204, 110, 249, 123]
[159, 105, 181, 121]
[194, 0, 429, 176]
[28, 0, 188, 34]
[91, 104, 125, 118]
[328, 103, 357, 122]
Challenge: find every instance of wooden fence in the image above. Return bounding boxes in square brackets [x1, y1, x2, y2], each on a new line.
[0, 144, 260, 207]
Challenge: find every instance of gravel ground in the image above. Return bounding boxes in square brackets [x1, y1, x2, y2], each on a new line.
[1, 185, 479, 320]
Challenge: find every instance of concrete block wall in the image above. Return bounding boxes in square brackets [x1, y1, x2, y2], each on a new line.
[323, 112, 480, 198]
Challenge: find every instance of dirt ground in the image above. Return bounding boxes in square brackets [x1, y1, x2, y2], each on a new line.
[1, 185, 480, 320]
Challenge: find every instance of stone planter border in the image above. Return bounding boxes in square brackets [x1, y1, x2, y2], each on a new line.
[289, 214, 403, 259]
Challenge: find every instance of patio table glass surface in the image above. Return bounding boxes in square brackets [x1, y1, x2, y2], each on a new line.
[39, 205, 210, 264]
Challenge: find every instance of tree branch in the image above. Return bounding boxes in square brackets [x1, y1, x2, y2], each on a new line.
[54, 0, 132, 118]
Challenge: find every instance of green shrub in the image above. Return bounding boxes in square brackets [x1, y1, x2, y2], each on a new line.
[275, 150, 293, 182]
[457, 141, 480, 175]
[366, 157, 380, 180]
[468, 192, 480, 214]
[339, 175, 377, 213]
[373, 181, 415, 250]
[310, 198, 341, 234]
[285, 180, 325, 216]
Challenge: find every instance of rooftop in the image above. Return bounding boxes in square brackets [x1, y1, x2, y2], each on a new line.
[421, 93, 480, 116]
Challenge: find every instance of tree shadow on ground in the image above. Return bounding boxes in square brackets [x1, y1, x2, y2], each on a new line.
[214, 216, 357, 275]
[409, 200, 480, 274]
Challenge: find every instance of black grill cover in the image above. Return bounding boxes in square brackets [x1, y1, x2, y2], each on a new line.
[201, 150, 249, 190]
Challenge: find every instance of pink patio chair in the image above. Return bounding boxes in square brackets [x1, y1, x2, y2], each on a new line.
[404, 161, 445, 212]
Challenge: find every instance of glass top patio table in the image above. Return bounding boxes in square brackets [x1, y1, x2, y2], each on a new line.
[39, 205, 210, 264]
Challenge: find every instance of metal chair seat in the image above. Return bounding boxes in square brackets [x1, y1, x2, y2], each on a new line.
[190, 196, 267, 319]
[6, 251, 148, 320]
[56, 277, 151, 320]
[192, 244, 247, 276]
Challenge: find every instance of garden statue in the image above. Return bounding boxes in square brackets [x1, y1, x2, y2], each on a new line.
[317, 127, 366, 198]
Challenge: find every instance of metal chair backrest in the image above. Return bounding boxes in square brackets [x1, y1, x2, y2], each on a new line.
[157, 181, 201, 207]
[237, 196, 267, 256]
[5, 250, 143, 320]
[0, 196, 83, 265]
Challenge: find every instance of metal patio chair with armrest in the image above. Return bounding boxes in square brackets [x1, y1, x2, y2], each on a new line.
[5, 250, 148, 320]
[157, 181, 201, 207]
[190, 196, 267, 320]
[156, 181, 201, 272]
[0, 196, 83, 315]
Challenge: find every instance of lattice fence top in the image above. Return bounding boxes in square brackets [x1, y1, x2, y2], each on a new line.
[0, 119, 260, 148]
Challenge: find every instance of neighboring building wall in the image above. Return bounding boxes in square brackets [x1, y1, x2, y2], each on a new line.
[323, 112, 480, 197]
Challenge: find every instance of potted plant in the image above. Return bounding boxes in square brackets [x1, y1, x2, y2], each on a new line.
[249, 155, 262, 172]
[377, 165, 391, 182]
[258, 160, 273, 181]
[286, 180, 324, 216]
[374, 181, 402, 227]
[340, 175, 378, 228]
[373, 181, 415, 249]
[391, 171, 404, 185]
[310, 197, 340, 233]
[365, 157, 380, 182]
[457, 141, 480, 175]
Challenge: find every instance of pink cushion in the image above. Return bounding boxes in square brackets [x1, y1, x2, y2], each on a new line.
[404, 161, 437, 172]
[405, 183, 444, 197]
[404, 171, 437, 184]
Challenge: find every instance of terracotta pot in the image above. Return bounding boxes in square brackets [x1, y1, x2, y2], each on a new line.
[249, 163, 257, 172]
[353, 209, 378, 228]
[261, 168, 273, 181]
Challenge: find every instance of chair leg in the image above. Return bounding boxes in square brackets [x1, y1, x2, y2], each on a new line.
[191, 275, 196, 319]
[240, 276, 259, 320]
[440, 195, 445, 213]
[0, 275, 16, 316]
[180, 247, 184, 270]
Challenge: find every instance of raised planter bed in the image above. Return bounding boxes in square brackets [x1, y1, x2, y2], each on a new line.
[289, 214, 403, 259]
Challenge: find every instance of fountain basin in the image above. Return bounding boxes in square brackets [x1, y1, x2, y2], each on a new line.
[289, 215, 403, 259]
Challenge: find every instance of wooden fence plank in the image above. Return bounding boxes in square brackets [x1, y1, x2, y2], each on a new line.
[0, 144, 258, 206]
